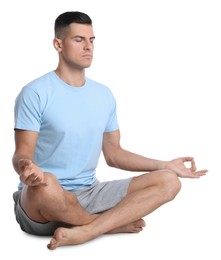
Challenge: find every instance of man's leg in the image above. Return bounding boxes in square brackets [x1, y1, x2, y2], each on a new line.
[47, 169, 181, 249]
[20, 172, 96, 226]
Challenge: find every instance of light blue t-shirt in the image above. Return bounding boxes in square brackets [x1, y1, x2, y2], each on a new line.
[14, 71, 119, 191]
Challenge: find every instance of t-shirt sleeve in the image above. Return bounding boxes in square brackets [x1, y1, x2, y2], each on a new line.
[104, 91, 119, 132]
[14, 86, 41, 132]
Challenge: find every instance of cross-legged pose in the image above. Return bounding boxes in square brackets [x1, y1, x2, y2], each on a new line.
[12, 11, 208, 250]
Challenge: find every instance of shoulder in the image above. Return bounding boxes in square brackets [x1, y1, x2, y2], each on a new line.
[86, 77, 115, 97]
[22, 71, 54, 92]
[15, 72, 57, 109]
[17, 71, 58, 103]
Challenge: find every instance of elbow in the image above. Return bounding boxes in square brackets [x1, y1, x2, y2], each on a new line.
[103, 151, 119, 168]
[102, 142, 122, 168]
[104, 155, 116, 168]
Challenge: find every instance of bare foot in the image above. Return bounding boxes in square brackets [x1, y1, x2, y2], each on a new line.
[47, 219, 146, 250]
[108, 219, 146, 234]
[47, 226, 89, 250]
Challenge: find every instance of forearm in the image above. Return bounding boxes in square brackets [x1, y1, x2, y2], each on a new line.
[106, 148, 167, 172]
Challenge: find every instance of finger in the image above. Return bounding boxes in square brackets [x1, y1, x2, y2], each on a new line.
[18, 159, 33, 172]
[182, 157, 197, 172]
[24, 173, 38, 185]
[182, 156, 194, 162]
[190, 158, 197, 172]
[26, 173, 47, 186]
[19, 158, 32, 166]
[188, 169, 208, 178]
[195, 169, 208, 176]
[30, 176, 41, 186]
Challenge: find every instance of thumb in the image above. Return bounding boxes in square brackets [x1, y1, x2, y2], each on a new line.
[18, 159, 33, 171]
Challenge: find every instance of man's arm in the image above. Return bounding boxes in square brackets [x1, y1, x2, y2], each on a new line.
[12, 130, 38, 173]
[12, 129, 46, 186]
[102, 130, 208, 178]
[102, 130, 164, 172]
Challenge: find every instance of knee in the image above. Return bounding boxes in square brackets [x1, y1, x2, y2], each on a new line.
[43, 172, 59, 185]
[23, 172, 72, 212]
[24, 172, 59, 200]
[159, 170, 181, 202]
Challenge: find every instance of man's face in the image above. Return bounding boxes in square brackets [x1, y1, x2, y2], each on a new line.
[56, 23, 95, 69]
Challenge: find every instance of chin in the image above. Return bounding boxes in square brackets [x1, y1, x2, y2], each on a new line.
[84, 63, 92, 68]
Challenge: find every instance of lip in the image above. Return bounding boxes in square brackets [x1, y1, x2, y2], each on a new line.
[82, 53, 93, 58]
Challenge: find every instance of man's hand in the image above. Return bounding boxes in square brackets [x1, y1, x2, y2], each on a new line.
[18, 159, 47, 186]
[165, 156, 208, 178]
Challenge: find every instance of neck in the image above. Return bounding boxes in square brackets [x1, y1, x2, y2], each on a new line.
[54, 66, 86, 87]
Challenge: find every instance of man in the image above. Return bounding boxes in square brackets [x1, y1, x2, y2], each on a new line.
[12, 11, 207, 250]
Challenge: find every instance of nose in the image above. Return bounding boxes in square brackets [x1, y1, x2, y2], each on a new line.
[84, 40, 93, 50]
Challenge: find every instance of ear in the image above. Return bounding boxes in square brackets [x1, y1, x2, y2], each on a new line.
[53, 38, 63, 52]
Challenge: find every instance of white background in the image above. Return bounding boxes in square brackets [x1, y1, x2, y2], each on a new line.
[1, 0, 220, 259]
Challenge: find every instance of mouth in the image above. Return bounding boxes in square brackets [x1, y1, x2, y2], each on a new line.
[82, 53, 93, 59]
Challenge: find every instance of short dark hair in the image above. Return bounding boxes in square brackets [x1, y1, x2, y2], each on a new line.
[54, 11, 92, 38]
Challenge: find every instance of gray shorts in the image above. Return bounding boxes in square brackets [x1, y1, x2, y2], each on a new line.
[13, 178, 132, 236]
